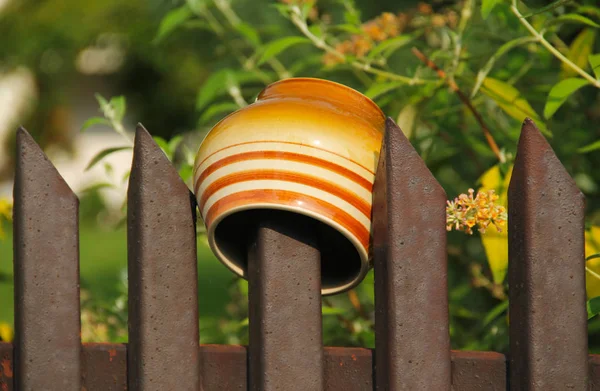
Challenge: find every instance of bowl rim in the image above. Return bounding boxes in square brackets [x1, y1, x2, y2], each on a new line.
[206, 202, 371, 296]
[256, 77, 385, 119]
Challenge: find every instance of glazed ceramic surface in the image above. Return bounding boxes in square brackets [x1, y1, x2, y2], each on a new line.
[193, 77, 385, 295]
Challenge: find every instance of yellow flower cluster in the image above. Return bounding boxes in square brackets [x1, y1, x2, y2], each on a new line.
[446, 189, 507, 235]
[323, 12, 408, 66]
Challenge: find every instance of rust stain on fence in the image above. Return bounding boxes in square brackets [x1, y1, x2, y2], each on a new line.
[127, 125, 200, 391]
[0, 360, 11, 378]
[372, 117, 451, 390]
[508, 119, 588, 390]
[13, 128, 81, 390]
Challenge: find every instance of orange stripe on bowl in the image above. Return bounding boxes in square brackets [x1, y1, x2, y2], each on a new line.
[196, 140, 375, 175]
[205, 189, 370, 250]
[194, 151, 373, 196]
[198, 170, 371, 218]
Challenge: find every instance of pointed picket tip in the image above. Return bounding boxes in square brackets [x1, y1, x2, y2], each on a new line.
[372, 117, 450, 390]
[511, 118, 583, 200]
[131, 123, 185, 186]
[375, 117, 446, 199]
[15, 126, 76, 201]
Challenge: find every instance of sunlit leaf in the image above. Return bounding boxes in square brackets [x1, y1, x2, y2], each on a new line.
[322, 306, 346, 315]
[471, 37, 536, 98]
[547, 13, 600, 29]
[480, 77, 550, 135]
[521, 0, 574, 18]
[110, 96, 126, 122]
[578, 139, 600, 153]
[478, 164, 513, 284]
[586, 226, 600, 298]
[85, 147, 132, 171]
[196, 69, 234, 110]
[561, 28, 596, 78]
[153, 136, 170, 158]
[364, 81, 404, 100]
[366, 32, 421, 60]
[544, 78, 590, 119]
[199, 102, 239, 123]
[81, 117, 110, 132]
[154, 5, 193, 43]
[168, 135, 184, 153]
[589, 53, 600, 79]
[482, 0, 502, 20]
[257, 36, 311, 66]
[235, 22, 261, 46]
[396, 104, 418, 140]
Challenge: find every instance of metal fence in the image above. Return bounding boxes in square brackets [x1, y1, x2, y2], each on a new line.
[0, 117, 597, 390]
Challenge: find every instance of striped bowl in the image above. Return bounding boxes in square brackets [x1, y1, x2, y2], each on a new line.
[193, 77, 385, 295]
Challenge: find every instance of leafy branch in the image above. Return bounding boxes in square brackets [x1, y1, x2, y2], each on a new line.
[511, 0, 600, 89]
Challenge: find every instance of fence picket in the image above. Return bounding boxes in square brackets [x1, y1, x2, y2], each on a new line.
[508, 118, 588, 390]
[12, 128, 82, 390]
[127, 125, 200, 390]
[248, 212, 325, 391]
[372, 118, 451, 390]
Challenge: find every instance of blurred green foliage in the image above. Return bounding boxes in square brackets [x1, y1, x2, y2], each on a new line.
[4, 0, 600, 353]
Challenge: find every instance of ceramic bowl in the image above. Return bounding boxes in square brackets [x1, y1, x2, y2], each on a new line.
[193, 77, 385, 295]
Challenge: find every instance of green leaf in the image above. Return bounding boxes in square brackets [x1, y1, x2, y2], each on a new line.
[199, 102, 239, 123]
[235, 22, 261, 46]
[168, 135, 184, 153]
[396, 104, 418, 140]
[366, 33, 420, 60]
[330, 23, 363, 34]
[79, 182, 115, 194]
[178, 165, 194, 182]
[81, 117, 110, 132]
[587, 253, 600, 262]
[521, 0, 574, 18]
[588, 296, 600, 319]
[482, 0, 501, 20]
[110, 96, 126, 122]
[322, 306, 346, 316]
[364, 81, 404, 100]
[482, 300, 509, 328]
[154, 5, 193, 43]
[257, 37, 310, 66]
[481, 77, 550, 136]
[95, 93, 109, 109]
[152, 136, 171, 158]
[562, 28, 596, 78]
[589, 53, 600, 79]
[196, 69, 234, 110]
[471, 37, 537, 98]
[544, 78, 590, 119]
[547, 13, 600, 29]
[578, 139, 600, 153]
[85, 147, 132, 171]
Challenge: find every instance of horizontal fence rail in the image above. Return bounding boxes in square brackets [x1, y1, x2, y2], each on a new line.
[0, 118, 593, 390]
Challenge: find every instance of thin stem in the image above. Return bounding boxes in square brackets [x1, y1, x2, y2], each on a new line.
[411, 47, 505, 163]
[228, 85, 248, 107]
[215, 0, 289, 78]
[290, 11, 436, 86]
[511, 0, 600, 88]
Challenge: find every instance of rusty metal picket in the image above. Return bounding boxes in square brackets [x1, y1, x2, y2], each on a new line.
[0, 117, 595, 390]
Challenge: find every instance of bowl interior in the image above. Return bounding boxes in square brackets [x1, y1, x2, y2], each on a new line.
[213, 209, 363, 293]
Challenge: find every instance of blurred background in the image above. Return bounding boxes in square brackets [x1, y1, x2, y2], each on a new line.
[1, 0, 600, 352]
